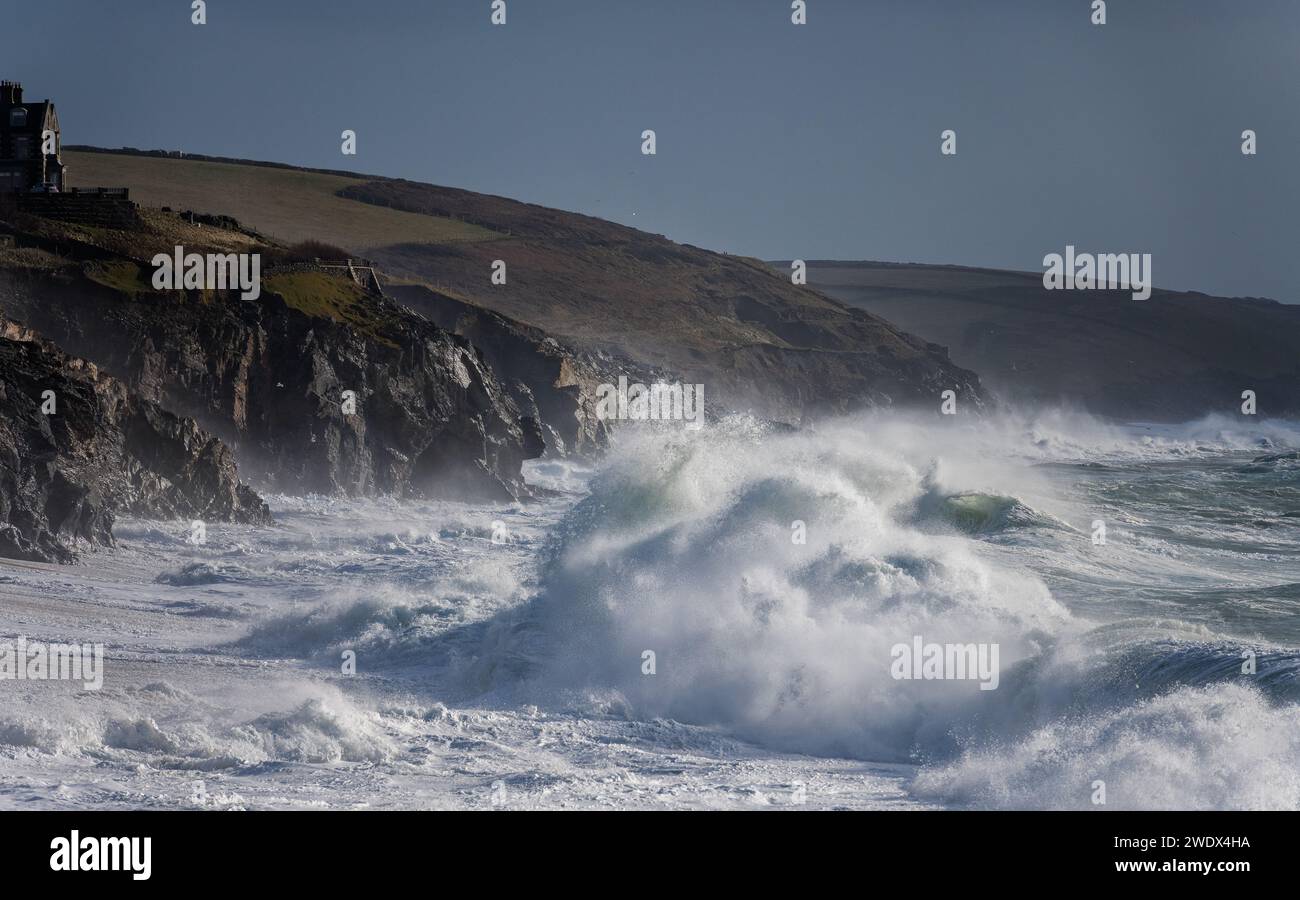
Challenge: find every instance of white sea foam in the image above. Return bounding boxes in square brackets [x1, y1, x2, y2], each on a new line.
[0, 410, 1294, 809]
[912, 683, 1300, 810]
[488, 416, 1073, 759]
[471, 412, 1300, 808]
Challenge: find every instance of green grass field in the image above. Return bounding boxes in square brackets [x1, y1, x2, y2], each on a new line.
[84, 259, 149, 296]
[65, 151, 498, 252]
[263, 270, 400, 345]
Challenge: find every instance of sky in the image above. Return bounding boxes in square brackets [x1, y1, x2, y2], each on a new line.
[7, 0, 1299, 302]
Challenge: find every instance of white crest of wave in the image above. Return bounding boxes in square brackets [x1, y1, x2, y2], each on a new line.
[912, 683, 1300, 809]
[508, 414, 1073, 761]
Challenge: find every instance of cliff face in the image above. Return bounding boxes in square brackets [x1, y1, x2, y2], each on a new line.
[387, 283, 640, 457]
[0, 263, 542, 502]
[0, 318, 269, 563]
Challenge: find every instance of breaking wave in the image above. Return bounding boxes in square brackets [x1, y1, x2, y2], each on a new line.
[473, 412, 1300, 807]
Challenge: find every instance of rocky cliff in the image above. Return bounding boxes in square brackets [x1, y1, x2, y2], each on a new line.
[0, 318, 269, 563]
[0, 255, 542, 502]
[387, 283, 648, 457]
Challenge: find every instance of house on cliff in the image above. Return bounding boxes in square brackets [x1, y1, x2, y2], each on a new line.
[0, 81, 66, 193]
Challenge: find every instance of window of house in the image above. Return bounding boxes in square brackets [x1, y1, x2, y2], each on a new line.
[13, 136, 31, 159]
[9, 108, 26, 127]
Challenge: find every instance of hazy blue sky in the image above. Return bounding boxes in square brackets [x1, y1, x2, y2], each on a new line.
[8, 0, 1299, 301]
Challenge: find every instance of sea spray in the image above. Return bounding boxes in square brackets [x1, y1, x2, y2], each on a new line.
[463, 410, 1300, 811]
[485, 414, 1069, 761]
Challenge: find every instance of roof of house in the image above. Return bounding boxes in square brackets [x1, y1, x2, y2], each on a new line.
[4, 101, 58, 133]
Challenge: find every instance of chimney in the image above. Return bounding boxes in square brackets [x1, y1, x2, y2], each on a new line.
[0, 81, 22, 106]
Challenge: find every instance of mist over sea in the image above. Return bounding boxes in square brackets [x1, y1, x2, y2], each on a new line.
[1, 411, 1296, 810]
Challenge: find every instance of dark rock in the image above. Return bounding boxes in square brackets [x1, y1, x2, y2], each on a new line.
[0, 260, 542, 501]
[0, 318, 270, 563]
[387, 283, 624, 457]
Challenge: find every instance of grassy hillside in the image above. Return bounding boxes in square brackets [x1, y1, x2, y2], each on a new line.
[59, 148, 985, 421]
[796, 260, 1300, 420]
[65, 150, 498, 250]
[331, 179, 984, 418]
[263, 271, 401, 346]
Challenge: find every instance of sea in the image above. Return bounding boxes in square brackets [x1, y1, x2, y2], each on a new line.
[0, 410, 1296, 810]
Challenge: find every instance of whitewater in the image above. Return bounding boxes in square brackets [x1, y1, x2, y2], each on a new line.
[0, 411, 1297, 810]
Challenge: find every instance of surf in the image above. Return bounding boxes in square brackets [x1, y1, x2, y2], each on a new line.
[467, 410, 1300, 808]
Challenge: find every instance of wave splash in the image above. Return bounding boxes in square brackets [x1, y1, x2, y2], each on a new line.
[495, 416, 1069, 761]
[480, 412, 1300, 807]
